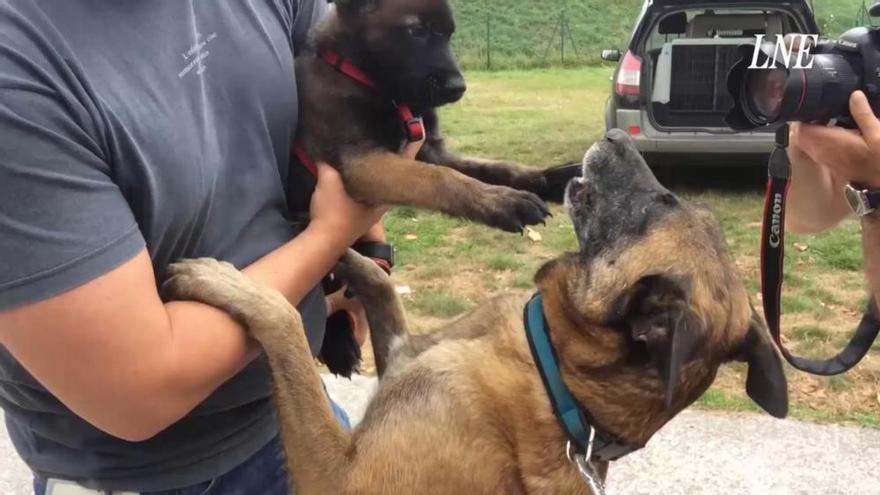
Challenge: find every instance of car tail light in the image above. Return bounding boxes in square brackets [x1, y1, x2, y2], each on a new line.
[615, 50, 642, 97]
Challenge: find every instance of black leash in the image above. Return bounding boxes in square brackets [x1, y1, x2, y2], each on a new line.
[760, 124, 880, 375]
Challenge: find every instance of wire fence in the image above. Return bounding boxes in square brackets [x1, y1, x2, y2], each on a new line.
[451, 0, 878, 71]
[451, 0, 638, 70]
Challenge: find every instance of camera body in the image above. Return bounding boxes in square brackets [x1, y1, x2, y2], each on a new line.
[726, 26, 880, 131]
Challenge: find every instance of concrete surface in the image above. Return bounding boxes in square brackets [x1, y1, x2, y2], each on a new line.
[1, 375, 878, 494]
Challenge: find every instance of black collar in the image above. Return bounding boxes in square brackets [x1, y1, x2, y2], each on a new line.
[523, 293, 640, 462]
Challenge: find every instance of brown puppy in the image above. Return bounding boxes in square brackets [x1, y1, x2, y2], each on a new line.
[294, 0, 563, 233]
[163, 130, 788, 494]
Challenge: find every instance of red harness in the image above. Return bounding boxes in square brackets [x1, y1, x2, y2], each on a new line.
[293, 50, 426, 176]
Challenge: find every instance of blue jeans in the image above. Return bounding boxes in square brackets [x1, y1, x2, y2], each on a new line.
[34, 399, 351, 495]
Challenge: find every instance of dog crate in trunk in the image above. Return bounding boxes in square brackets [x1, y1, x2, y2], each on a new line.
[651, 38, 750, 128]
[669, 44, 739, 111]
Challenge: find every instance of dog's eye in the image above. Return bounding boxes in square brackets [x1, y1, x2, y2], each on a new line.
[407, 25, 430, 38]
[432, 27, 453, 39]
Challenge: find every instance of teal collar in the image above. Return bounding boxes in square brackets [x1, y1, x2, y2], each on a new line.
[523, 293, 639, 462]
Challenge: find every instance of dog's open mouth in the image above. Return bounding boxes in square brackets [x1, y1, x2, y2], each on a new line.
[564, 176, 590, 213]
[564, 140, 605, 213]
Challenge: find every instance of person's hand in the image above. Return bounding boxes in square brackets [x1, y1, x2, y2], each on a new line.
[785, 91, 880, 233]
[325, 286, 370, 347]
[309, 164, 389, 247]
[790, 91, 880, 188]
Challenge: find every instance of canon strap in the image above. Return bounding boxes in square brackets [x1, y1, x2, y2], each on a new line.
[761, 124, 880, 375]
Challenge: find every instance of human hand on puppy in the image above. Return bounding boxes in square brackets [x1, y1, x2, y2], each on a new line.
[311, 129, 426, 248]
[309, 165, 389, 250]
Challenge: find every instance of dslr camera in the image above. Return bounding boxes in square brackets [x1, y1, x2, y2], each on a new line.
[726, 15, 880, 131]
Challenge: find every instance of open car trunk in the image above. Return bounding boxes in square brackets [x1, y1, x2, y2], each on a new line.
[646, 10, 797, 130]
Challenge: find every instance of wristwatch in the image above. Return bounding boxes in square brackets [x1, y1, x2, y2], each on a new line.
[353, 241, 395, 274]
[845, 183, 880, 217]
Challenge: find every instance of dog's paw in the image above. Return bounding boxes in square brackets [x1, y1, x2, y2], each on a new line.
[333, 250, 392, 295]
[319, 310, 362, 378]
[162, 258, 294, 334]
[508, 168, 550, 198]
[541, 163, 582, 203]
[478, 186, 550, 233]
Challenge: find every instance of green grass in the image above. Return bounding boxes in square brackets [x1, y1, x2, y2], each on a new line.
[409, 288, 473, 318]
[697, 388, 760, 413]
[440, 68, 611, 164]
[450, 0, 873, 70]
[486, 253, 525, 272]
[697, 386, 880, 428]
[813, 0, 880, 36]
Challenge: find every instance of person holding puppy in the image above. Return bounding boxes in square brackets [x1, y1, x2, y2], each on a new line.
[786, 90, 880, 309]
[0, 1, 401, 494]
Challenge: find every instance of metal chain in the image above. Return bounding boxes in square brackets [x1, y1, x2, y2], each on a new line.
[566, 441, 606, 495]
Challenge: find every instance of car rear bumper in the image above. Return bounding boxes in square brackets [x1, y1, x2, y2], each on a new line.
[614, 109, 774, 154]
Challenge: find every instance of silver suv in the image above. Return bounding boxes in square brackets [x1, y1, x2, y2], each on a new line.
[602, 0, 818, 165]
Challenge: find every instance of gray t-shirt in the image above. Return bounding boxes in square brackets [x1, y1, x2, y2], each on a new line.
[0, 0, 328, 491]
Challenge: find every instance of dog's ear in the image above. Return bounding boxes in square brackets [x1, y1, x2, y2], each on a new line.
[612, 274, 704, 407]
[738, 308, 789, 418]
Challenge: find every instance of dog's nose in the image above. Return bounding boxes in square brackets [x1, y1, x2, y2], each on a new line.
[444, 75, 467, 102]
[604, 128, 632, 146]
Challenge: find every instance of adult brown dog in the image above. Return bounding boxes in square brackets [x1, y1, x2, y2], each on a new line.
[163, 130, 788, 494]
[293, 0, 565, 232]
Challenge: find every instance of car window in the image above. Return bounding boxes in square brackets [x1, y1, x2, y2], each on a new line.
[646, 9, 798, 52]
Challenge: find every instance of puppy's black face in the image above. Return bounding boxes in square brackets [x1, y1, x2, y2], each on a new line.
[334, 0, 466, 107]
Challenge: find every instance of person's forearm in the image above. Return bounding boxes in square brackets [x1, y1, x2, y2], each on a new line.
[786, 147, 851, 234]
[134, 224, 354, 440]
[0, 164, 387, 442]
[65, 224, 354, 441]
[244, 223, 353, 302]
[360, 219, 388, 243]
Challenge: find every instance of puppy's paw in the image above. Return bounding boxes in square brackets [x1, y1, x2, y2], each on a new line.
[541, 163, 583, 203]
[508, 168, 550, 198]
[319, 311, 362, 378]
[477, 186, 550, 233]
[162, 258, 296, 338]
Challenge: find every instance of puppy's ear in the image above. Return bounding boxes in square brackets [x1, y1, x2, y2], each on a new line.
[613, 274, 704, 407]
[738, 308, 789, 418]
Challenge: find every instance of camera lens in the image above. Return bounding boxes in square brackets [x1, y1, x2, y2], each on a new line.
[726, 42, 863, 131]
[745, 68, 788, 121]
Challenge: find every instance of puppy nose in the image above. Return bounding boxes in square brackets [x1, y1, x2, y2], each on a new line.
[444, 74, 467, 99]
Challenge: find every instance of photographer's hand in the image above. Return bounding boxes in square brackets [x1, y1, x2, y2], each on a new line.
[789, 91, 880, 309]
[786, 91, 880, 233]
[793, 91, 880, 187]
